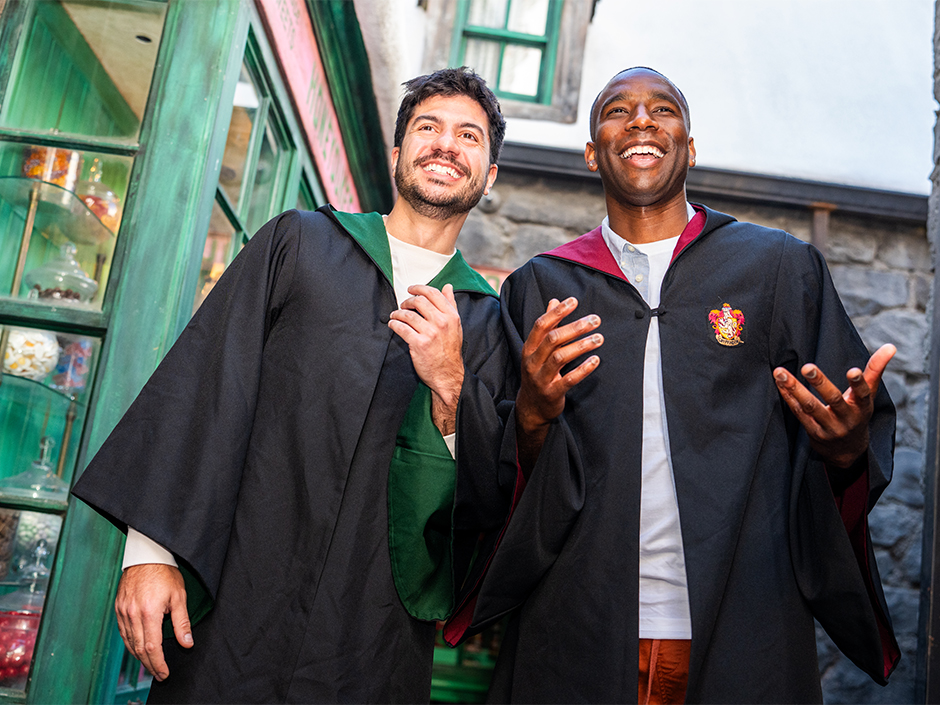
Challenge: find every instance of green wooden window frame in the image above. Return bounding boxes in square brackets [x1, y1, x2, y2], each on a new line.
[213, 33, 294, 261]
[449, 0, 563, 105]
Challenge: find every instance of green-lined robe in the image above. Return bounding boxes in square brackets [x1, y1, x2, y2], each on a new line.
[72, 206, 515, 703]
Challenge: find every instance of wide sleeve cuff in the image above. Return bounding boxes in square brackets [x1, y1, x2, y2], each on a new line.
[123, 527, 178, 570]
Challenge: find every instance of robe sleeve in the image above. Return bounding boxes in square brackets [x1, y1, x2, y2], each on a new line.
[72, 210, 301, 611]
[445, 267, 586, 645]
[772, 237, 900, 683]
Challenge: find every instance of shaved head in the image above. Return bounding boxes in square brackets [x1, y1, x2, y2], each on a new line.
[589, 67, 691, 140]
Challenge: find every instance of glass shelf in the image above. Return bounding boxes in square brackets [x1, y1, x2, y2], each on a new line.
[0, 177, 113, 246]
[0, 372, 87, 406]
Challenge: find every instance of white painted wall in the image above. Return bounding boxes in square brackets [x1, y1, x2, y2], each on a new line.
[510, 0, 936, 195]
[361, 0, 935, 195]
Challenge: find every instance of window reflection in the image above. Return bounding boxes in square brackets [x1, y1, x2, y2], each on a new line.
[219, 65, 261, 211]
[194, 200, 237, 312]
[1, 0, 166, 140]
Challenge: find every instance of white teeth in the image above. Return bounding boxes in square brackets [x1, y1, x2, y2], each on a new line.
[423, 163, 461, 178]
[621, 145, 664, 159]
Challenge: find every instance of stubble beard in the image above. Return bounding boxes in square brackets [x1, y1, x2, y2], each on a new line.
[395, 154, 486, 220]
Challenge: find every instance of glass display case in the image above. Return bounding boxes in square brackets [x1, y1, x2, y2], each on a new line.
[0, 144, 131, 311]
[0, 0, 166, 698]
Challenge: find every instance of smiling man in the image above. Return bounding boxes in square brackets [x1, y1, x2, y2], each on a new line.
[72, 68, 514, 703]
[445, 67, 901, 703]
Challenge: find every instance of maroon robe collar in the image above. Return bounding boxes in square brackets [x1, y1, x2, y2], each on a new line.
[544, 205, 707, 281]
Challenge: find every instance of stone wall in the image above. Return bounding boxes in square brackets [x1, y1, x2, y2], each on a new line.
[461, 168, 929, 703]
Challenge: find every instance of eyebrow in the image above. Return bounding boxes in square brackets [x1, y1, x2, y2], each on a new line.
[412, 114, 486, 137]
[599, 90, 681, 114]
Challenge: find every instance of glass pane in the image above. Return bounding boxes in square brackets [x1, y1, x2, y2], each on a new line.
[296, 182, 314, 211]
[499, 44, 542, 97]
[0, 326, 99, 503]
[2, 0, 166, 141]
[0, 509, 63, 691]
[464, 38, 502, 90]
[193, 198, 237, 313]
[245, 124, 280, 234]
[220, 64, 261, 212]
[0, 141, 131, 310]
[467, 0, 508, 28]
[507, 0, 549, 35]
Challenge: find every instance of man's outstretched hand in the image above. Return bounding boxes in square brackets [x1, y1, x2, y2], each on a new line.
[773, 343, 896, 469]
[115, 563, 193, 681]
[516, 297, 603, 476]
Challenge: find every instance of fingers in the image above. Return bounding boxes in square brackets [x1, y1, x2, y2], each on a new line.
[140, 604, 170, 681]
[559, 354, 601, 390]
[857, 343, 896, 397]
[402, 284, 457, 317]
[115, 564, 188, 681]
[773, 367, 823, 429]
[169, 592, 194, 650]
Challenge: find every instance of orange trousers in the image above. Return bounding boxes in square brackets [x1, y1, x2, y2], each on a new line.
[638, 638, 691, 705]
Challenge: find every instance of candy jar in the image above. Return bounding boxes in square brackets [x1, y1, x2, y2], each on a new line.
[0, 437, 68, 502]
[50, 337, 93, 392]
[21, 147, 81, 191]
[75, 158, 121, 233]
[23, 243, 98, 305]
[0, 542, 48, 689]
[2, 329, 59, 381]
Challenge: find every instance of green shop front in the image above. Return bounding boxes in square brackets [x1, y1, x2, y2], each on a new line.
[0, 0, 396, 700]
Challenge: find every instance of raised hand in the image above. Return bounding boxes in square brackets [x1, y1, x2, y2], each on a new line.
[388, 283, 464, 435]
[516, 297, 603, 475]
[773, 343, 896, 469]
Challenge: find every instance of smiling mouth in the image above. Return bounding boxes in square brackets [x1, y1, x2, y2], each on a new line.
[423, 163, 462, 179]
[620, 145, 665, 160]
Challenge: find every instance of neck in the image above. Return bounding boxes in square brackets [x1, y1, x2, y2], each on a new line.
[384, 199, 467, 254]
[606, 191, 690, 244]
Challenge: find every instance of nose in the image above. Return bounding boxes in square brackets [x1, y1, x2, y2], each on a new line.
[627, 104, 655, 130]
[432, 128, 459, 154]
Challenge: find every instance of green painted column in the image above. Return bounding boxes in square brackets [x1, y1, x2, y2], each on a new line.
[28, 1, 250, 702]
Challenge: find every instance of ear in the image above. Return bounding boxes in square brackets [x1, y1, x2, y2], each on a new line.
[484, 163, 498, 195]
[584, 143, 598, 172]
[688, 137, 696, 167]
[390, 146, 400, 173]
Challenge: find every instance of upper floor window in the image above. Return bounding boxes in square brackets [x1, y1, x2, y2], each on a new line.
[424, 0, 592, 123]
[451, 0, 562, 104]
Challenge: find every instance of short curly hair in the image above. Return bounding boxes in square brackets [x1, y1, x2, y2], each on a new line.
[394, 67, 506, 165]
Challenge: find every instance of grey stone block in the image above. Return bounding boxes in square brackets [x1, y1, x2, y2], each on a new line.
[882, 447, 926, 508]
[863, 311, 929, 375]
[881, 370, 907, 406]
[499, 183, 606, 233]
[830, 266, 908, 317]
[870, 500, 920, 548]
[898, 526, 924, 585]
[878, 233, 931, 272]
[914, 273, 932, 310]
[510, 224, 574, 268]
[458, 211, 511, 268]
[828, 231, 878, 264]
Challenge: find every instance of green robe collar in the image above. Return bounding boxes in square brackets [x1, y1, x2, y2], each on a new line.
[329, 208, 497, 297]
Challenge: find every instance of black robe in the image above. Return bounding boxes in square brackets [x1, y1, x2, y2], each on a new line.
[445, 206, 899, 704]
[72, 207, 511, 703]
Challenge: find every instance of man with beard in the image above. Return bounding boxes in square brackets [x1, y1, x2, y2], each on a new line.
[72, 67, 514, 703]
[445, 67, 900, 703]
